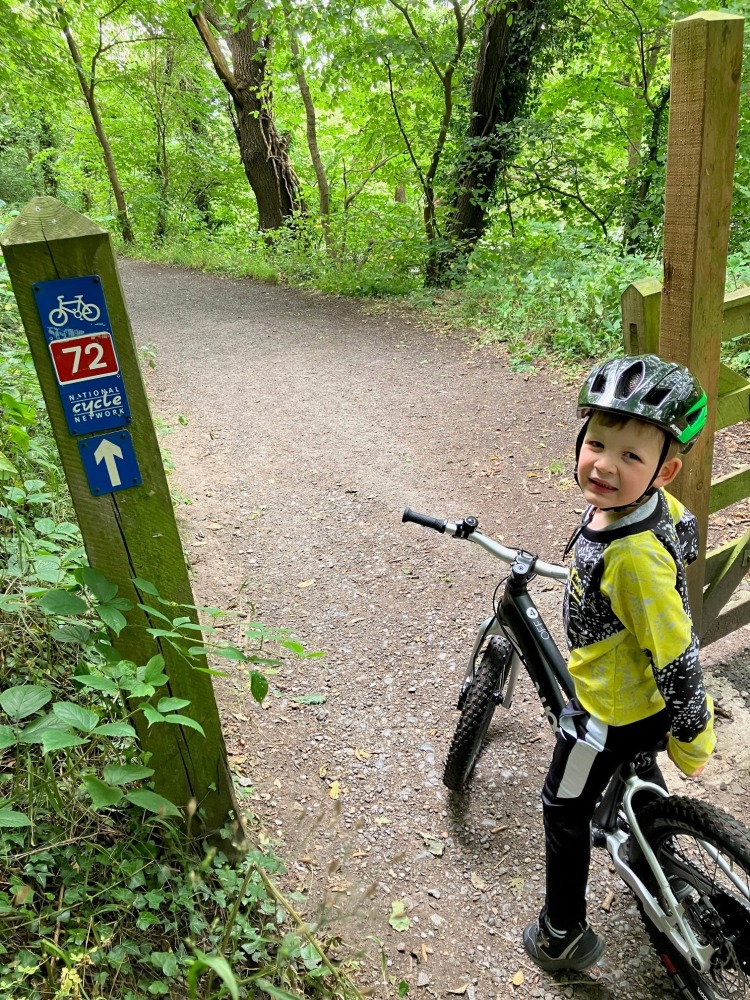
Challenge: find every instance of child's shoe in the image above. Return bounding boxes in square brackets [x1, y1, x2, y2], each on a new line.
[522, 916, 605, 971]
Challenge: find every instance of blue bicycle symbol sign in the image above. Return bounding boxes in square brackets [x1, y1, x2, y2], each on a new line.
[48, 294, 101, 327]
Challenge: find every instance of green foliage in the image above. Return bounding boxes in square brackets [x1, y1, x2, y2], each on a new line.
[411, 221, 658, 360]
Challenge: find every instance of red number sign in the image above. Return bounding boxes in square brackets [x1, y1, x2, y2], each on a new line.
[49, 333, 119, 384]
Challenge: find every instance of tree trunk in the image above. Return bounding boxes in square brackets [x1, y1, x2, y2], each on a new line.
[621, 85, 670, 253]
[56, 6, 134, 243]
[35, 112, 58, 197]
[189, 9, 298, 231]
[284, 5, 331, 249]
[436, 0, 553, 282]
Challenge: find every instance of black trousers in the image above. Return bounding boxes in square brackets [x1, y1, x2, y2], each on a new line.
[540, 699, 670, 930]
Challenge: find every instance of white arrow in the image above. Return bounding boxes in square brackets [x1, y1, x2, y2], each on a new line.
[94, 438, 123, 486]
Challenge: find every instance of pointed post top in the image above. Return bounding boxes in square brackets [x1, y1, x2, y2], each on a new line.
[1, 197, 106, 248]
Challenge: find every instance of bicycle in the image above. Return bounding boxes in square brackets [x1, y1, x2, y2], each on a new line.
[403, 506, 750, 1000]
[48, 295, 101, 327]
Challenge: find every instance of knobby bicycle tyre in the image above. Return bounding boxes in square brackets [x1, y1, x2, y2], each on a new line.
[442, 636, 512, 792]
[636, 795, 750, 1000]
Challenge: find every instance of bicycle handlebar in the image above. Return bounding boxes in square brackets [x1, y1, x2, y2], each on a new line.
[402, 507, 568, 582]
[402, 507, 448, 533]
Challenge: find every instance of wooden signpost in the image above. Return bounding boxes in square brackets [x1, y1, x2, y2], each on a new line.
[622, 11, 746, 641]
[1, 198, 241, 840]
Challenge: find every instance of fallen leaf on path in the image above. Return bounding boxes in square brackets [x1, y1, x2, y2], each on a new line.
[298, 579, 316, 588]
[319, 765, 328, 778]
[470, 872, 488, 890]
[511, 969, 524, 986]
[419, 831, 445, 857]
[329, 780, 341, 800]
[389, 900, 410, 931]
[355, 747, 374, 760]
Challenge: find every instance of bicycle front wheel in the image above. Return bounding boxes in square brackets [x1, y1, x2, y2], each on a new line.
[637, 796, 750, 1000]
[442, 636, 512, 792]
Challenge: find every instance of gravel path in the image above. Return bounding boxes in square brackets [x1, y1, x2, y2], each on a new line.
[121, 259, 750, 1000]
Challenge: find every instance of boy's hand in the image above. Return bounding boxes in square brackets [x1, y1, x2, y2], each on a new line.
[667, 738, 705, 777]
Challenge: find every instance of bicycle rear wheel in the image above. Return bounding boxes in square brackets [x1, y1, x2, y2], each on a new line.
[637, 796, 750, 1000]
[442, 636, 512, 792]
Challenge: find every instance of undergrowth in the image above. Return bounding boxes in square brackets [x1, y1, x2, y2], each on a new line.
[122, 209, 750, 373]
[0, 238, 363, 1000]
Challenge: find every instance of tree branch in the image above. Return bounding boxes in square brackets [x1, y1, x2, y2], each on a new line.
[188, 9, 241, 103]
[343, 154, 402, 209]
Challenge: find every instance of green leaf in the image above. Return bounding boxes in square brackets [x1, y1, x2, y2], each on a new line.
[83, 775, 123, 810]
[0, 452, 18, 479]
[188, 951, 239, 1000]
[163, 714, 205, 736]
[0, 806, 31, 828]
[144, 656, 166, 682]
[156, 697, 191, 713]
[291, 693, 327, 705]
[250, 671, 268, 704]
[0, 685, 52, 721]
[141, 705, 165, 726]
[42, 729, 88, 753]
[97, 603, 128, 635]
[93, 722, 137, 738]
[255, 978, 303, 1000]
[132, 577, 160, 596]
[52, 702, 99, 733]
[210, 646, 246, 661]
[125, 790, 181, 818]
[38, 589, 88, 616]
[103, 764, 155, 785]
[73, 675, 120, 697]
[389, 900, 411, 931]
[0, 725, 17, 749]
[76, 567, 118, 603]
[17, 713, 66, 744]
[151, 950, 179, 977]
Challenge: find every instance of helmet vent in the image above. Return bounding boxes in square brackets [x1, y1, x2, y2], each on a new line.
[642, 386, 670, 407]
[616, 362, 645, 399]
[591, 372, 607, 395]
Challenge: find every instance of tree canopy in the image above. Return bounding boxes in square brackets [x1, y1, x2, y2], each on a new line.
[1, 0, 748, 293]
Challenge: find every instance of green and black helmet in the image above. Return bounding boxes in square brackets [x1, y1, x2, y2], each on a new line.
[578, 354, 707, 453]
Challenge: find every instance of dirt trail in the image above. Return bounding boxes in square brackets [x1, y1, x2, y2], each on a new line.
[121, 259, 750, 1000]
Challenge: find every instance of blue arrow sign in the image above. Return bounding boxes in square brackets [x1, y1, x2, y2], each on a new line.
[78, 430, 141, 496]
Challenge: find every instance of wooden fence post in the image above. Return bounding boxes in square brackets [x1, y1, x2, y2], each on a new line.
[658, 11, 744, 633]
[1, 198, 241, 841]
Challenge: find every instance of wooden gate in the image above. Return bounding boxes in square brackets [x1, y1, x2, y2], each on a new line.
[620, 11, 746, 643]
[622, 280, 750, 645]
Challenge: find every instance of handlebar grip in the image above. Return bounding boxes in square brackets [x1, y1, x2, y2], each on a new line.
[402, 507, 447, 533]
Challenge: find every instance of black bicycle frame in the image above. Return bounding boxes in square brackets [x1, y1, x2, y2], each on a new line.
[495, 552, 575, 730]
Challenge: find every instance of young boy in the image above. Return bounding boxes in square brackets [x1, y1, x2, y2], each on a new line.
[522, 354, 716, 972]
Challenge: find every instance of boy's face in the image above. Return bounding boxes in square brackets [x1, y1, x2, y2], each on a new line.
[578, 413, 677, 510]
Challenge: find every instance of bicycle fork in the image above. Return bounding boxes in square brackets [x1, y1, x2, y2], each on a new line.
[457, 618, 521, 711]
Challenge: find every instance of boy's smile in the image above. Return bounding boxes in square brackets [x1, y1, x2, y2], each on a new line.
[578, 413, 677, 519]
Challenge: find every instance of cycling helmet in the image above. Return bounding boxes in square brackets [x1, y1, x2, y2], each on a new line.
[572, 354, 707, 514]
[578, 354, 707, 453]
